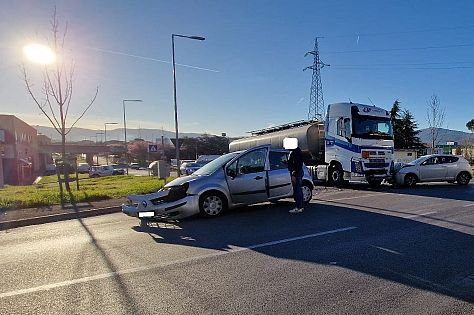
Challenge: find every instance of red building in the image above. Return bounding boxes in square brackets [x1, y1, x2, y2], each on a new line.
[0, 115, 51, 185]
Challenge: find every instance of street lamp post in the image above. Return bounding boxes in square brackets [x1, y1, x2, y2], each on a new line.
[123, 99, 143, 174]
[172, 33, 205, 177]
[104, 122, 118, 165]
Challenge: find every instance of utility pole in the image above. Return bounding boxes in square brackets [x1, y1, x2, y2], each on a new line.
[304, 37, 329, 121]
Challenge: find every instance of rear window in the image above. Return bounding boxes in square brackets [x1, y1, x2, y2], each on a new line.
[447, 156, 459, 163]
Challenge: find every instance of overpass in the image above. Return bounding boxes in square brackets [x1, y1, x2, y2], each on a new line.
[39, 143, 126, 164]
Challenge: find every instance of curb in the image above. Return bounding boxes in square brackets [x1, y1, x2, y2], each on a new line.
[0, 206, 122, 230]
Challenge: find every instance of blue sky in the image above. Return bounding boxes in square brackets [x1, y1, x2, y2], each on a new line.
[0, 0, 473, 137]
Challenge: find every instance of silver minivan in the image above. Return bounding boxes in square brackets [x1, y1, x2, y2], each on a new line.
[122, 145, 314, 221]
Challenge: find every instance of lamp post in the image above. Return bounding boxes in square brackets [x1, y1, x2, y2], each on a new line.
[104, 122, 118, 164]
[172, 33, 205, 177]
[123, 99, 143, 174]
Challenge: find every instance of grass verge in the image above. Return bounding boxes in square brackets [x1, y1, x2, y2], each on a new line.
[0, 175, 172, 210]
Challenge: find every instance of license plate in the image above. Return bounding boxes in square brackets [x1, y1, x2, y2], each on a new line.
[139, 211, 155, 218]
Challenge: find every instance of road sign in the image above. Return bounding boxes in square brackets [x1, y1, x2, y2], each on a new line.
[148, 144, 158, 152]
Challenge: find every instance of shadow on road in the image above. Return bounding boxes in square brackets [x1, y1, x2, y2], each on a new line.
[348, 182, 474, 202]
[133, 200, 474, 303]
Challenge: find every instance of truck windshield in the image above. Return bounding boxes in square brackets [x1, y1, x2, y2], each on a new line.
[352, 116, 393, 139]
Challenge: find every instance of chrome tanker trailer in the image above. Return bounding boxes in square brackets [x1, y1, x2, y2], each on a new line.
[229, 102, 395, 187]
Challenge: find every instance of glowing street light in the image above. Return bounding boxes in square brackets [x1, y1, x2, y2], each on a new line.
[23, 43, 56, 65]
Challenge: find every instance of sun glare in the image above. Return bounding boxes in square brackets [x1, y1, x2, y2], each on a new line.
[23, 43, 56, 65]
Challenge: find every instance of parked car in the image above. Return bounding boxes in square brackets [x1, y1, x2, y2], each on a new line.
[110, 164, 126, 175]
[122, 145, 314, 221]
[129, 163, 140, 170]
[44, 164, 56, 175]
[77, 163, 90, 174]
[394, 154, 473, 187]
[89, 165, 114, 178]
[183, 162, 206, 175]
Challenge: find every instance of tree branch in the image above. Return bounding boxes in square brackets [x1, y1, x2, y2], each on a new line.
[22, 65, 61, 135]
[66, 86, 99, 135]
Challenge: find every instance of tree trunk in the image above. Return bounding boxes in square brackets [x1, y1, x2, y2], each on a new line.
[62, 133, 71, 193]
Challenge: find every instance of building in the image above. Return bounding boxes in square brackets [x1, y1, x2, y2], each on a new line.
[394, 149, 418, 163]
[0, 115, 51, 185]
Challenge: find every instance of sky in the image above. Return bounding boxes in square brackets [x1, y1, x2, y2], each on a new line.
[0, 0, 473, 138]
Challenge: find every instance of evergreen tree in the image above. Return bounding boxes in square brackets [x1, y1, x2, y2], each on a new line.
[390, 100, 403, 149]
[467, 119, 474, 133]
[399, 110, 423, 149]
[390, 100, 423, 150]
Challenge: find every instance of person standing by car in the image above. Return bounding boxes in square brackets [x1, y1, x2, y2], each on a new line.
[285, 138, 304, 213]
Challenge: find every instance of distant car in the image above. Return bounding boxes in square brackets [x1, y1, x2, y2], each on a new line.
[89, 165, 114, 178]
[182, 162, 203, 175]
[122, 145, 314, 221]
[129, 163, 140, 170]
[44, 164, 56, 175]
[77, 163, 90, 174]
[394, 154, 472, 187]
[110, 164, 126, 175]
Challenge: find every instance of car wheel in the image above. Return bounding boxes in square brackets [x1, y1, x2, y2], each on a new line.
[302, 183, 313, 204]
[457, 172, 471, 185]
[404, 174, 417, 187]
[367, 178, 383, 188]
[199, 192, 227, 217]
[329, 164, 344, 187]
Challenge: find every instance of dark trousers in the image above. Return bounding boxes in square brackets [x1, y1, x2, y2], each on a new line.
[292, 173, 303, 209]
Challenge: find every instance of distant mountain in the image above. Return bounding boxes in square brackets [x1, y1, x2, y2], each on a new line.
[35, 125, 210, 143]
[418, 128, 473, 145]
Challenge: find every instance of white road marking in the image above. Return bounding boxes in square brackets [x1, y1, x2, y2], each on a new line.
[0, 226, 358, 299]
[462, 203, 474, 208]
[370, 245, 402, 256]
[403, 211, 437, 219]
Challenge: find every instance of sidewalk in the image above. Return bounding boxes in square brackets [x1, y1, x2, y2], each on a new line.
[0, 197, 127, 230]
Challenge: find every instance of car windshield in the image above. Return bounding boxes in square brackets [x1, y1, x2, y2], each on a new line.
[352, 116, 393, 139]
[193, 153, 239, 176]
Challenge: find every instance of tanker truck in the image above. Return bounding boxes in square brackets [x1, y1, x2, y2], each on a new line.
[229, 102, 395, 187]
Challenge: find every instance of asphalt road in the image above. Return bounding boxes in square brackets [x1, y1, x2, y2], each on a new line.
[1, 183, 474, 314]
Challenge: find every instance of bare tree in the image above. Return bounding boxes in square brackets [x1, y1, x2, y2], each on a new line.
[426, 94, 445, 150]
[21, 8, 98, 205]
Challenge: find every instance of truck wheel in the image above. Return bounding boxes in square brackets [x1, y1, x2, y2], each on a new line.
[199, 192, 227, 217]
[330, 165, 344, 187]
[367, 178, 382, 188]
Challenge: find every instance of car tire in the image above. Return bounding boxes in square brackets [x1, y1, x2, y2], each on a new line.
[404, 174, 417, 187]
[302, 182, 313, 204]
[329, 164, 344, 188]
[457, 172, 471, 185]
[199, 192, 227, 218]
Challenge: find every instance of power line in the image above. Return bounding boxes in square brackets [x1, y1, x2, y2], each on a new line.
[323, 25, 474, 39]
[325, 42, 474, 54]
[329, 66, 474, 70]
[332, 61, 474, 66]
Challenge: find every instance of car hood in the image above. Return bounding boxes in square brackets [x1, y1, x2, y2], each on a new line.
[164, 175, 201, 187]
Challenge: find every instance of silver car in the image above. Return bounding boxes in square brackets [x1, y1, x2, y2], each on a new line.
[394, 154, 472, 187]
[122, 145, 314, 221]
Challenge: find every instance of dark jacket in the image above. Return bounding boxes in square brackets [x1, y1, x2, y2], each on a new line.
[288, 147, 303, 177]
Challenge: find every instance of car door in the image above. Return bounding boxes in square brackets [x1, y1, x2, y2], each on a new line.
[419, 157, 446, 181]
[444, 156, 460, 180]
[267, 151, 293, 199]
[226, 147, 269, 205]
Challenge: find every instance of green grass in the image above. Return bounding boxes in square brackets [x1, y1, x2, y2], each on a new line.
[0, 175, 172, 210]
